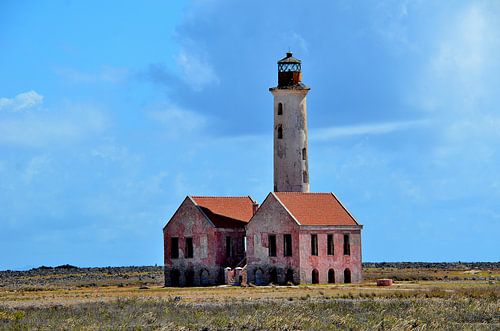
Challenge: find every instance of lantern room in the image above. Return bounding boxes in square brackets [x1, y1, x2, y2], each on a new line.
[277, 52, 302, 87]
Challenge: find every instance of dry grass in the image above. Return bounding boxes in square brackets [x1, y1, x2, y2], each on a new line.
[0, 265, 499, 330]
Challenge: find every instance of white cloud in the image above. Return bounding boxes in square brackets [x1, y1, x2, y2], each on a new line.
[55, 66, 129, 85]
[0, 103, 107, 147]
[175, 48, 219, 91]
[148, 103, 206, 139]
[311, 119, 429, 141]
[22, 155, 51, 184]
[418, 3, 500, 113]
[0, 91, 44, 112]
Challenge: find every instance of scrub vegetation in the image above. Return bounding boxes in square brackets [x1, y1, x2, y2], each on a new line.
[0, 263, 498, 330]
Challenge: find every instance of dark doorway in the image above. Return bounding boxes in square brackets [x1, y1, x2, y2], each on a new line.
[171, 269, 180, 287]
[312, 269, 319, 284]
[328, 269, 335, 283]
[185, 269, 195, 286]
[269, 268, 278, 284]
[344, 268, 351, 284]
[286, 269, 294, 284]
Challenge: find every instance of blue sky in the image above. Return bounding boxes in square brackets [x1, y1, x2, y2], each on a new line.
[1, 1, 499, 269]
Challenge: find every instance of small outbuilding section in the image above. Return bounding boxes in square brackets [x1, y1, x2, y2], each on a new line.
[163, 196, 256, 286]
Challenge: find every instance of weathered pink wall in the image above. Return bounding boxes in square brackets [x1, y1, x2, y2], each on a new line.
[163, 197, 245, 286]
[246, 194, 301, 285]
[246, 194, 362, 284]
[298, 229, 362, 284]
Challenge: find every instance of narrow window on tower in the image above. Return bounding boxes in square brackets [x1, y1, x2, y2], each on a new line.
[277, 103, 283, 115]
[303, 170, 308, 183]
[302, 148, 307, 160]
[311, 234, 318, 256]
[226, 236, 232, 258]
[277, 125, 283, 139]
[284, 234, 292, 256]
[171, 237, 179, 259]
[327, 234, 334, 255]
[185, 237, 193, 258]
[343, 234, 350, 256]
[268, 234, 277, 257]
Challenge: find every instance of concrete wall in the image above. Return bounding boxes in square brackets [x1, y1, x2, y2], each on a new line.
[246, 194, 301, 285]
[163, 197, 246, 286]
[271, 88, 310, 192]
[298, 228, 362, 284]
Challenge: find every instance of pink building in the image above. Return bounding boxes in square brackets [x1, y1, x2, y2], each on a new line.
[246, 192, 362, 285]
[163, 196, 255, 286]
[163, 52, 363, 286]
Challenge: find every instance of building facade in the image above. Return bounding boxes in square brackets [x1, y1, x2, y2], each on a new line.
[163, 196, 255, 286]
[163, 52, 363, 286]
[246, 192, 362, 285]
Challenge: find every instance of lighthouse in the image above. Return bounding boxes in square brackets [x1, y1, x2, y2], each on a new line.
[270, 52, 310, 192]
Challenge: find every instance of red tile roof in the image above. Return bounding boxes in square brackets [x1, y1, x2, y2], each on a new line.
[273, 192, 359, 226]
[191, 196, 256, 228]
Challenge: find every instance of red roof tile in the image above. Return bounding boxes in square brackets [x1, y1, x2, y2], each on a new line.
[273, 192, 359, 226]
[191, 196, 255, 228]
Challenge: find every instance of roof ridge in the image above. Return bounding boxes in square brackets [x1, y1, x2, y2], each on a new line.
[191, 195, 253, 198]
[274, 192, 332, 194]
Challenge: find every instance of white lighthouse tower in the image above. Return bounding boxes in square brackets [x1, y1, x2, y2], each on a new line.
[270, 52, 310, 192]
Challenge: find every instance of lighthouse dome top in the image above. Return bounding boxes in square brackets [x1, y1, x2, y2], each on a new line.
[273, 52, 308, 89]
[277, 52, 301, 72]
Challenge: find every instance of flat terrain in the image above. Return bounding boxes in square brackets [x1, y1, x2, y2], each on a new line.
[0, 263, 498, 330]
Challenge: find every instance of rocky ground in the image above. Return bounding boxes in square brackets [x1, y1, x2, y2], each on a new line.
[0, 265, 164, 290]
[0, 262, 498, 290]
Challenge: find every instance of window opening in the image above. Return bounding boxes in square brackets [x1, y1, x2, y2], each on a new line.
[185, 237, 193, 258]
[185, 269, 194, 286]
[344, 268, 351, 283]
[328, 269, 335, 283]
[278, 103, 283, 115]
[302, 148, 307, 160]
[226, 236, 232, 257]
[268, 234, 277, 257]
[170, 269, 180, 286]
[277, 125, 283, 139]
[171, 237, 179, 259]
[283, 234, 292, 256]
[311, 234, 318, 256]
[312, 269, 319, 284]
[343, 234, 350, 256]
[269, 268, 278, 284]
[327, 234, 334, 256]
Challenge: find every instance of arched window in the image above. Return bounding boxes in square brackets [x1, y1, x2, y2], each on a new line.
[312, 269, 319, 284]
[200, 269, 210, 286]
[254, 268, 264, 286]
[303, 170, 308, 183]
[277, 103, 283, 115]
[328, 269, 335, 283]
[277, 125, 283, 139]
[302, 148, 307, 160]
[344, 268, 351, 284]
